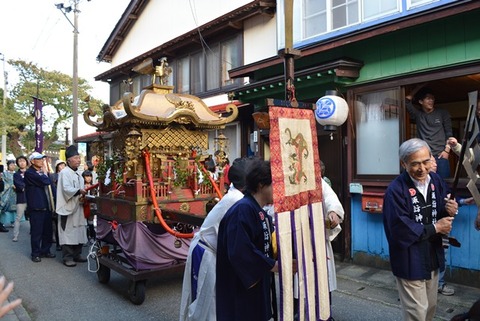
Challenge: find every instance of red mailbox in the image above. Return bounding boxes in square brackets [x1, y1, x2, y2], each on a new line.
[361, 192, 384, 213]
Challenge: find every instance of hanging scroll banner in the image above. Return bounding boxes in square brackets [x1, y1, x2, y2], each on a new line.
[33, 96, 44, 153]
[269, 106, 330, 321]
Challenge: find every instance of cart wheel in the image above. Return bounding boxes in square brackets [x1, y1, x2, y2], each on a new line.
[128, 280, 146, 305]
[97, 264, 110, 284]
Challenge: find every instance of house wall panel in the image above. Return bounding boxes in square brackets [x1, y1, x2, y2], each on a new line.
[111, 0, 252, 67]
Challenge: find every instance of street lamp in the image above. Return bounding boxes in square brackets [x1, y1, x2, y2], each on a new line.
[56, 1, 80, 146]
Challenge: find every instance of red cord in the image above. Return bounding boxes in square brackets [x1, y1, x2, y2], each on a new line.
[143, 150, 193, 238]
[200, 166, 223, 199]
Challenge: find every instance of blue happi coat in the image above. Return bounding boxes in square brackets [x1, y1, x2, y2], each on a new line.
[383, 171, 449, 280]
[216, 193, 276, 321]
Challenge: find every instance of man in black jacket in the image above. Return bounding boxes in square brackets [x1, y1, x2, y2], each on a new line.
[24, 152, 56, 262]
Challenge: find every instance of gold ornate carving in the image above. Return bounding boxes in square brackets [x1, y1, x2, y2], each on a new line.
[138, 205, 147, 221]
[179, 202, 190, 212]
[142, 127, 208, 152]
[166, 93, 195, 111]
[153, 57, 173, 86]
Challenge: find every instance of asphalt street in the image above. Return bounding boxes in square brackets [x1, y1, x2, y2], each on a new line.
[1, 220, 479, 321]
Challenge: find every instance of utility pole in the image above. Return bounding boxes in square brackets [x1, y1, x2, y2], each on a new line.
[72, 0, 79, 145]
[279, 0, 301, 105]
[0, 53, 7, 165]
[56, 0, 79, 146]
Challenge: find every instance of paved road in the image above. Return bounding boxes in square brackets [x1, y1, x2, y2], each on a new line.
[1, 221, 479, 321]
[0, 221, 184, 321]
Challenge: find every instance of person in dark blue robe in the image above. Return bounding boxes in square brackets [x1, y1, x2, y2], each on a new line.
[383, 138, 458, 321]
[216, 159, 277, 321]
[24, 152, 56, 262]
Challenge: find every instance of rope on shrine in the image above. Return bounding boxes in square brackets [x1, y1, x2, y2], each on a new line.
[142, 149, 194, 239]
[200, 166, 223, 199]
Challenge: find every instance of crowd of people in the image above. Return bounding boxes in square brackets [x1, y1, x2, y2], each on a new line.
[179, 85, 480, 321]
[381, 86, 480, 321]
[2, 85, 480, 320]
[180, 156, 344, 321]
[0, 145, 97, 267]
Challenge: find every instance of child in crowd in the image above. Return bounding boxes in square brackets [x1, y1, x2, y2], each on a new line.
[82, 170, 96, 242]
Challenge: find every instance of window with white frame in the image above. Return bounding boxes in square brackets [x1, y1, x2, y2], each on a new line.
[407, 0, 438, 10]
[363, 0, 399, 20]
[303, 0, 327, 38]
[355, 88, 401, 175]
[332, 0, 359, 30]
[300, 0, 400, 38]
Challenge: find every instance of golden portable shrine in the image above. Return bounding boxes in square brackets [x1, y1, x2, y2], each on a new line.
[80, 60, 238, 304]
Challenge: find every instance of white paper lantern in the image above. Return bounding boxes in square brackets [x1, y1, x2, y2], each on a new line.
[315, 91, 349, 131]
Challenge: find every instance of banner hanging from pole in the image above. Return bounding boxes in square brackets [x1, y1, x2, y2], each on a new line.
[33, 97, 43, 153]
[269, 106, 330, 321]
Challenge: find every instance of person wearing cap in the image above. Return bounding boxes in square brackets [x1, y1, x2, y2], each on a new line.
[50, 160, 66, 186]
[179, 157, 249, 321]
[12, 155, 29, 241]
[56, 145, 88, 267]
[24, 152, 56, 263]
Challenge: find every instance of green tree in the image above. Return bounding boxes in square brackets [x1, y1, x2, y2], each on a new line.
[1, 86, 27, 157]
[6, 59, 104, 155]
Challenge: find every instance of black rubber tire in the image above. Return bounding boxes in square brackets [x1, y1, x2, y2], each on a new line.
[97, 264, 111, 284]
[128, 280, 146, 305]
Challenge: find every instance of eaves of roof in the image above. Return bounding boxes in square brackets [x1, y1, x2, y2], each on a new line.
[229, 0, 479, 80]
[233, 57, 363, 100]
[96, 0, 150, 63]
[95, 0, 276, 82]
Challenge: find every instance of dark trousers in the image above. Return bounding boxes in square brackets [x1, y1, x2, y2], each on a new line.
[30, 210, 53, 257]
[436, 157, 451, 179]
[62, 244, 83, 262]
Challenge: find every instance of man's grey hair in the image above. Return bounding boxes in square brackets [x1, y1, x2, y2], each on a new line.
[399, 138, 431, 163]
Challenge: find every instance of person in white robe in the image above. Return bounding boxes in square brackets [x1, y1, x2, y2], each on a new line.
[56, 145, 88, 267]
[292, 178, 344, 318]
[322, 178, 344, 293]
[179, 158, 248, 321]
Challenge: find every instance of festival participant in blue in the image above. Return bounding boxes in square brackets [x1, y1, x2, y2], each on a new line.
[383, 138, 458, 321]
[24, 152, 56, 263]
[179, 157, 249, 321]
[216, 158, 278, 321]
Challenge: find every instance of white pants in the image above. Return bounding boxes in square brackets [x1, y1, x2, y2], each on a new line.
[396, 270, 439, 321]
[13, 203, 27, 239]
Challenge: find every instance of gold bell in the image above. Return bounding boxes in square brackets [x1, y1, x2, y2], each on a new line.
[174, 239, 182, 248]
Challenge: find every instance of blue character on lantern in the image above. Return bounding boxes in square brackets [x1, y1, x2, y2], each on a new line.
[315, 97, 336, 120]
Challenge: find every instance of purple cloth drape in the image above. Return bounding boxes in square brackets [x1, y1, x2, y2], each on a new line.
[97, 217, 193, 270]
